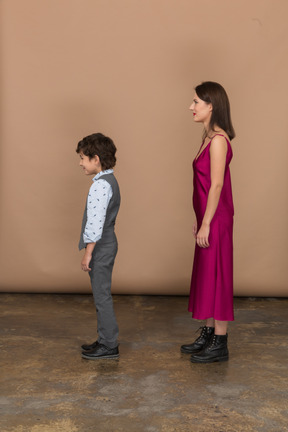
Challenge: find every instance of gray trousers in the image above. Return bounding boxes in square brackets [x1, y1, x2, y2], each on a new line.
[89, 240, 119, 348]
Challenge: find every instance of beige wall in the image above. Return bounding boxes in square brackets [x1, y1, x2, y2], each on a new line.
[0, 0, 287, 296]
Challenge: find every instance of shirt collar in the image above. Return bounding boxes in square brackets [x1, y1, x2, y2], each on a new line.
[93, 169, 114, 182]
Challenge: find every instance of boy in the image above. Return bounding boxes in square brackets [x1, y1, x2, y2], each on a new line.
[76, 133, 120, 360]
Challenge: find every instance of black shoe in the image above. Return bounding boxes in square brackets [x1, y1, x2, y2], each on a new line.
[190, 334, 229, 363]
[82, 343, 119, 360]
[81, 340, 99, 351]
[181, 326, 215, 354]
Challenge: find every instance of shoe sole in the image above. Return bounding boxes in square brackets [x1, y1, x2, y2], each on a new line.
[181, 347, 203, 354]
[81, 353, 119, 360]
[190, 355, 229, 364]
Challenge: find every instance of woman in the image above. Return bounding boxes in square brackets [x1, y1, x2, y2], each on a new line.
[181, 81, 235, 363]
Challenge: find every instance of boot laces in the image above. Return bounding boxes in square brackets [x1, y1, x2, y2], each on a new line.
[207, 334, 217, 351]
[195, 326, 207, 342]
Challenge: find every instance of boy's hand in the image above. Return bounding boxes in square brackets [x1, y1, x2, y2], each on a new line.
[81, 252, 92, 272]
[81, 243, 96, 272]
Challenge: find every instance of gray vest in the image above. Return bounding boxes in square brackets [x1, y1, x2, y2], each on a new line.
[79, 173, 121, 250]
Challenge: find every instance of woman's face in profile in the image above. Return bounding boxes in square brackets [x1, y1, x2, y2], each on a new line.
[189, 93, 212, 124]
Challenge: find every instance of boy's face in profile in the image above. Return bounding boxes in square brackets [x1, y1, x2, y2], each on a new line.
[79, 152, 102, 176]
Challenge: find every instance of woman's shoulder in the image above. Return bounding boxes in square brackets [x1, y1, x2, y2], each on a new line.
[209, 131, 230, 157]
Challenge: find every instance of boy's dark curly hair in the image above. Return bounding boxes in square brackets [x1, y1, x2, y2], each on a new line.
[76, 133, 117, 170]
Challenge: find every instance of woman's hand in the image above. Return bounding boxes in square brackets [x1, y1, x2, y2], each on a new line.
[196, 223, 210, 248]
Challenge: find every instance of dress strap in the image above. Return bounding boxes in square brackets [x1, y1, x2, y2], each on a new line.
[211, 133, 231, 142]
[210, 133, 225, 140]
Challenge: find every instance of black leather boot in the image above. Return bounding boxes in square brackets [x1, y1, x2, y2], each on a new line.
[190, 334, 229, 363]
[181, 326, 215, 354]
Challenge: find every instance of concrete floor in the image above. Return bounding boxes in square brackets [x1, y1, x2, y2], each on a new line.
[0, 294, 287, 432]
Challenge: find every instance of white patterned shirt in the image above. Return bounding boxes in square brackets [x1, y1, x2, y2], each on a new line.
[83, 169, 113, 243]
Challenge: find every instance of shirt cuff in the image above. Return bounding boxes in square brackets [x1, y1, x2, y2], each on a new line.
[83, 232, 102, 243]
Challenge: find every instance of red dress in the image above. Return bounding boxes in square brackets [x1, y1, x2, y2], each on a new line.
[188, 134, 234, 321]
